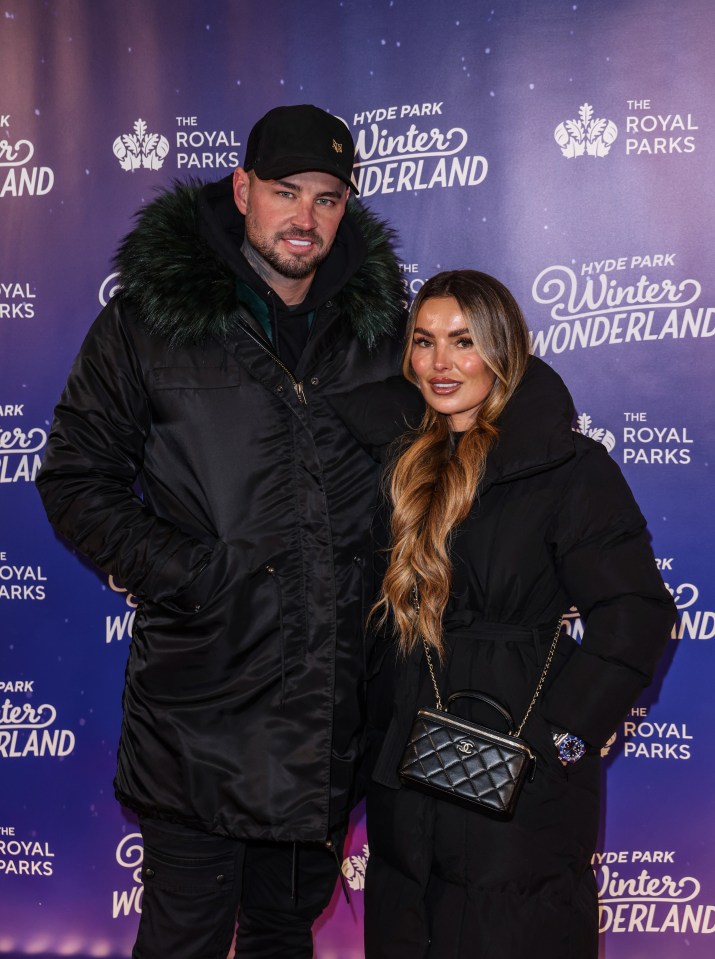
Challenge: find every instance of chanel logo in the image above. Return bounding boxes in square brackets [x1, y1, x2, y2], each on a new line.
[332, 139, 343, 154]
[456, 739, 475, 756]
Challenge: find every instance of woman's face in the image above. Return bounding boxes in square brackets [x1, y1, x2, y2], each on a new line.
[410, 295, 496, 431]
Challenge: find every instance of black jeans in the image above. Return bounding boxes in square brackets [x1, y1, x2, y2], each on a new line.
[133, 818, 343, 959]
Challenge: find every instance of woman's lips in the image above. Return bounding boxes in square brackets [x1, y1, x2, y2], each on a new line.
[428, 379, 461, 395]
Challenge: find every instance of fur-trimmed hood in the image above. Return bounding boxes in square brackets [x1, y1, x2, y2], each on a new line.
[114, 178, 405, 349]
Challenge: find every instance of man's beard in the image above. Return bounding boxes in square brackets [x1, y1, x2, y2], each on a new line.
[244, 216, 330, 280]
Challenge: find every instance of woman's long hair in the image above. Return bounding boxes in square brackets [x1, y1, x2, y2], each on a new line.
[373, 270, 531, 657]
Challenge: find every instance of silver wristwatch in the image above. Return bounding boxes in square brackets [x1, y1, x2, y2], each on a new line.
[552, 729, 586, 764]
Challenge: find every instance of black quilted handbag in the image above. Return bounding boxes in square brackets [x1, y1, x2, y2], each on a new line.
[399, 617, 562, 817]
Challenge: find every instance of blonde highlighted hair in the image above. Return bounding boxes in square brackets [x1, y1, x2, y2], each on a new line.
[374, 270, 531, 657]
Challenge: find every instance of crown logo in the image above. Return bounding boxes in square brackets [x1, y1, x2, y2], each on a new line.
[341, 843, 369, 891]
[332, 138, 343, 154]
[601, 731, 617, 758]
[574, 413, 616, 452]
[113, 119, 170, 172]
[554, 104, 618, 158]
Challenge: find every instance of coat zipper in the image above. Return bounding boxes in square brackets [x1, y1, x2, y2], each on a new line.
[265, 564, 287, 707]
[352, 554, 368, 677]
[240, 321, 307, 406]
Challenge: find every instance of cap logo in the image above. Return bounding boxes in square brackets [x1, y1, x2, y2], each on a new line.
[332, 139, 343, 154]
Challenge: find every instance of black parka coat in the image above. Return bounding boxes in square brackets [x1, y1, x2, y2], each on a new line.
[36, 178, 406, 842]
[360, 357, 676, 958]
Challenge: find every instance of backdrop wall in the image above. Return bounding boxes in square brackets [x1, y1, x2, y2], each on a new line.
[2, 1, 713, 956]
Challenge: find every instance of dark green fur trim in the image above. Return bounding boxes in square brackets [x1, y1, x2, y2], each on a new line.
[114, 181, 404, 349]
[114, 180, 241, 347]
[340, 196, 406, 349]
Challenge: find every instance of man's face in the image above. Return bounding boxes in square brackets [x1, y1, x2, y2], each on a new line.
[233, 169, 349, 281]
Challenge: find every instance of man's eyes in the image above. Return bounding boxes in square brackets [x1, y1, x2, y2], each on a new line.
[274, 192, 336, 206]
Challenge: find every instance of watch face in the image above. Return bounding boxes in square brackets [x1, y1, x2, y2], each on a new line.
[559, 735, 585, 763]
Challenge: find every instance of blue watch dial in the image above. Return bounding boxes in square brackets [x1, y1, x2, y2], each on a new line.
[556, 733, 585, 764]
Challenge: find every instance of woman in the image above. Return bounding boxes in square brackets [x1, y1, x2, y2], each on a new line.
[363, 270, 675, 958]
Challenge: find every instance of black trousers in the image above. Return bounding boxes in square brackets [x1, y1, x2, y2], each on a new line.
[133, 818, 343, 959]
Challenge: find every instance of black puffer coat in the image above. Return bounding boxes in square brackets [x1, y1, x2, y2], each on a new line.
[36, 177, 405, 842]
[361, 357, 676, 958]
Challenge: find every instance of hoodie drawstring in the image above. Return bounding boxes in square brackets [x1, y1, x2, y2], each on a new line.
[326, 837, 351, 905]
[288, 839, 349, 906]
[291, 842, 299, 902]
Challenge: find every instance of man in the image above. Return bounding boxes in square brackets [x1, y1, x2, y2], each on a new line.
[37, 104, 406, 958]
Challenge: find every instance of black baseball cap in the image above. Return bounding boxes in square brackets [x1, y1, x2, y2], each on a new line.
[243, 104, 358, 194]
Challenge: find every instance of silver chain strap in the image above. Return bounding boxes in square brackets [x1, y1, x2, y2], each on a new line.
[513, 616, 563, 737]
[412, 585, 562, 737]
[421, 641, 444, 711]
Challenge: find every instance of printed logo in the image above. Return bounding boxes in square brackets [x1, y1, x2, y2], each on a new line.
[0, 411, 47, 484]
[0, 280, 36, 320]
[530, 252, 713, 355]
[667, 580, 715, 641]
[0, 550, 47, 601]
[622, 413, 693, 465]
[593, 850, 715, 934]
[99, 271, 121, 307]
[342, 843, 369, 892]
[598, 708, 692, 761]
[600, 732, 617, 758]
[623, 707, 693, 760]
[400, 262, 426, 297]
[113, 831, 144, 917]
[0, 687, 75, 758]
[574, 410, 693, 466]
[0, 115, 54, 197]
[574, 413, 616, 453]
[0, 825, 55, 877]
[105, 575, 137, 645]
[626, 99, 698, 155]
[113, 119, 170, 172]
[552, 100, 697, 159]
[349, 101, 487, 197]
[175, 116, 241, 170]
[554, 103, 618, 158]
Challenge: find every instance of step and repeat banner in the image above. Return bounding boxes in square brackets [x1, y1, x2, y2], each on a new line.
[1, 1, 713, 956]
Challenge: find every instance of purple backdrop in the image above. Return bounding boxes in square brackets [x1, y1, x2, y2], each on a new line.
[2, 1, 713, 956]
